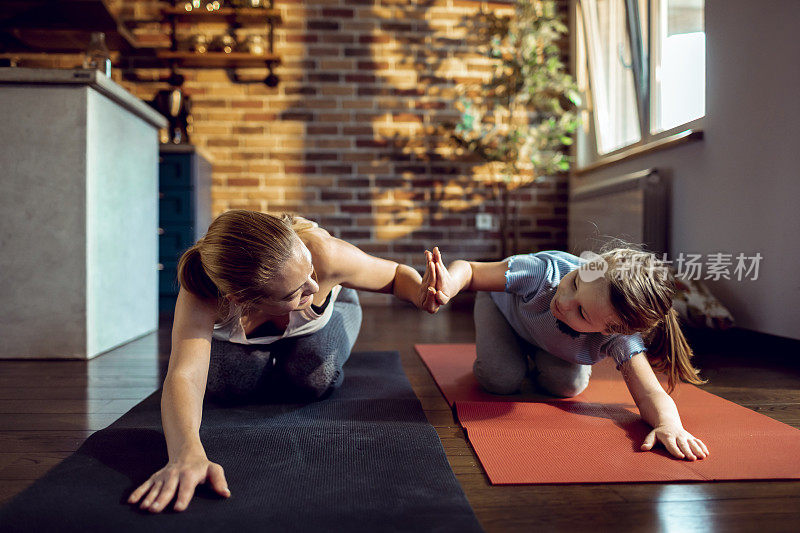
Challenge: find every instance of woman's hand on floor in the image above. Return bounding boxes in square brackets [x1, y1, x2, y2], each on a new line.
[641, 424, 710, 461]
[128, 455, 230, 513]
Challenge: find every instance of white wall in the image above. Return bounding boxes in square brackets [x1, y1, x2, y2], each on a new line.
[572, 0, 800, 340]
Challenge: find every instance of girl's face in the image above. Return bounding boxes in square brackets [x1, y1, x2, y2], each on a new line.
[248, 237, 320, 315]
[550, 268, 618, 335]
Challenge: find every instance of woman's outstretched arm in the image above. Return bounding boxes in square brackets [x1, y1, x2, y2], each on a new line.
[127, 288, 231, 513]
[307, 232, 429, 309]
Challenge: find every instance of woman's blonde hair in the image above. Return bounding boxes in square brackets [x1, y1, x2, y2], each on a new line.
[176, 210, 299, 315]
[599, 244, 706, 392]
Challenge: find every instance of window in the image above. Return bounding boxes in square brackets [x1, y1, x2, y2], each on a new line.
[651, 0, 705, 133]
[575, 0, 705, 161]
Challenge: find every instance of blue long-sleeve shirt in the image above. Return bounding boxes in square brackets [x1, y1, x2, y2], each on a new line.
[489, 251, 646, 369]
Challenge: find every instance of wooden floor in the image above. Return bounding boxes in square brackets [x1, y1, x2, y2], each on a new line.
[2, 298, 800, 532]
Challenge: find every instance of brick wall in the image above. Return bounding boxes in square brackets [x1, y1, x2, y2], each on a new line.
[7, 0, 569, 301]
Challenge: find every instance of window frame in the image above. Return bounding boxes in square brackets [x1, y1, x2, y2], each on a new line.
[572, 0, 705, 171]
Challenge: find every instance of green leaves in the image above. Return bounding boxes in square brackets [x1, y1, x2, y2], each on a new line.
[445, 0, 582, 181]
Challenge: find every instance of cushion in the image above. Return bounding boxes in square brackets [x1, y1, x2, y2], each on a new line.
[671, 268, 735, 329]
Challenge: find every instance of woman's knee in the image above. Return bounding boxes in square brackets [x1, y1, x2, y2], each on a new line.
[279, 306, 357, 399]
[206, 340, 275, 402]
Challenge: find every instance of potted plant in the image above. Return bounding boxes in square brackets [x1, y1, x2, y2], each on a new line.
[447, 0, 581, 257]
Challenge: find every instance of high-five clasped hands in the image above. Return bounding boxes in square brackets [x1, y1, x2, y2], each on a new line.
[421, 247, 460, 314]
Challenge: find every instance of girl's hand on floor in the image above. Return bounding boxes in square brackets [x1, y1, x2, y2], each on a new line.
[641, 424, 709, 461]
[128, 455, 230, 513]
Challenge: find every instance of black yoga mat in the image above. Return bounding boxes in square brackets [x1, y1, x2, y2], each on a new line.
[0, 351, 483, 533]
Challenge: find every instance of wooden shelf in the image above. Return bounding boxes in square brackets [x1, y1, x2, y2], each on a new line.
[0, 1, 283, 84]
[0, 0, 139, 53]
[161, 6, 282, 24]
[122, 50, 280, 69]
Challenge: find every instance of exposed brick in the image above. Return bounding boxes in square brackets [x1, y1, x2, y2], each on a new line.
[319, 165, 354, 174]
[280, 112, 315, 121]
[284, 165, 317, 173]
[357, 61, 390, 70]
[341, 204, 373, 214]
[343, 48, 371, 57]
[307, 20, 339, 31]
[319, 34, 355, 44]
[338, 178, 372, 187]
[359, 35, 391, 44]
[305, 152, 339, 161]
[355, 139, 389, 148]
[343, 126, 373, 135]
[345, 74, 376, 84]
[307, 73, 341, 83]
[307, 46, 343, 57]
[241, 112, 278, 121]
[286, 34, 318, 43]
[307, 125, 339, 135]
[381, 22, 413, 32]
[321, 190, 354, 201]
[284, 86, 318, 96]
[322, 8, 355, 18]
[227, 177, 261, 187]
[115, 0, 569, 288]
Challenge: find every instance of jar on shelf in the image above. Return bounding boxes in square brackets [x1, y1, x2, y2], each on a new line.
[183, 0, 223, 11]
[241, 34, 266, 55]
[210, 34, 237, 54]
[187, 34, 209, 54]
[230, 0, 266, 7]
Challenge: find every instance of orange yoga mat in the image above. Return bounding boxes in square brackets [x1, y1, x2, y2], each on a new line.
[415, 344, 800, 484]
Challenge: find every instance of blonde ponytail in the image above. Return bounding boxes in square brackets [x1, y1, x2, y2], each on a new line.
[177, 244, 219, 300]
[643, 308, 707, 393]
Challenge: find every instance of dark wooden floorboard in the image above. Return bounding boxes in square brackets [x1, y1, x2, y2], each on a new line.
[1, 298, 799, 532]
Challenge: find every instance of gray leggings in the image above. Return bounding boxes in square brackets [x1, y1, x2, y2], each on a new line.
[473, 292, 592, 398]
[206, 287, 362, 403]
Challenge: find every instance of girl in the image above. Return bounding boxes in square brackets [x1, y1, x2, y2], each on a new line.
[419, 246, 710, 462]
[129, 210, 429, 514]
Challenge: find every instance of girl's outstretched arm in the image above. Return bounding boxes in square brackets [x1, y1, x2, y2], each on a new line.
[620, 353, 710, 461]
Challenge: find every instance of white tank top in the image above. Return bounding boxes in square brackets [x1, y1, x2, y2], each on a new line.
[212, 284, 342, 345]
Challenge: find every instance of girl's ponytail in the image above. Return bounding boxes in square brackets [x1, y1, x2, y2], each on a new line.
[603, 247, 706, 393]
[643, 308, 707, 393]
[177, 244, 219, 301]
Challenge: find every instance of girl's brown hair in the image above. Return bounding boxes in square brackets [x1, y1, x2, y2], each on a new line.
[600, 246, 706, 392]
[176, 210, 298, 315]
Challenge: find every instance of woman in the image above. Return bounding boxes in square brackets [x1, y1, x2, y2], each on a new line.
[128, 210, 429, 513]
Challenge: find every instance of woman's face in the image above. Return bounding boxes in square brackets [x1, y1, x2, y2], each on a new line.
[251, 237, 319, 315]
[550, 268, 617, 336]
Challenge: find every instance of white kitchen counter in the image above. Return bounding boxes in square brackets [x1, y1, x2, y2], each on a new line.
[0, 68, 168, 359]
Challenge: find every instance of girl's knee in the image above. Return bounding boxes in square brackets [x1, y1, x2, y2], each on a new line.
[473, 359, 526, 395]
[536, 368, 591, 398]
